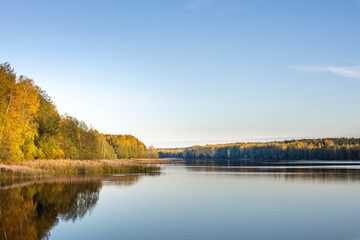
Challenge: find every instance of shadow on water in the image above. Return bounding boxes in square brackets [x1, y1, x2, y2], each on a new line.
[0, 174, 147, 240]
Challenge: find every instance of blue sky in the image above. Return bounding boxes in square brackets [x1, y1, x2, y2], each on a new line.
[1, 0, 360, 147]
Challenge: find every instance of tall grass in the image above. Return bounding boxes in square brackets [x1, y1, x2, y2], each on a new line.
[0, 159, 161, 176]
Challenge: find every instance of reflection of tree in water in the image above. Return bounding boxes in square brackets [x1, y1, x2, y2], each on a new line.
[59, 188, 99, 222]
[103, 173, 159, 188]
[0, 175, 142, 240]
[181, 159, 360, 182]
[0, 181, 101, 240]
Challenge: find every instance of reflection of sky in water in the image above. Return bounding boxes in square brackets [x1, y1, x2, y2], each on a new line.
[49, 162, 360, 240]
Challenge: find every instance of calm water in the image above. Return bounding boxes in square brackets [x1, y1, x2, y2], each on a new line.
[1, 160, 360, 240]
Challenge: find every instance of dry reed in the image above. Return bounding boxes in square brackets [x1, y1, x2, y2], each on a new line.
[0, 159, 161, 176]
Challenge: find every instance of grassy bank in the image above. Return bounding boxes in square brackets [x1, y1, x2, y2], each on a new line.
[0, 159, 162, 176]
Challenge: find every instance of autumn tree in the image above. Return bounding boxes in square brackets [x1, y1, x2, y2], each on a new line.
[35, 88, 64, 159]
[0, 64, 39, 161]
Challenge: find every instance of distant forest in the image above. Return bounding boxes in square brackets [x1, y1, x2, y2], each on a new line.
[158, 138, 360, 160]
[0, 62, 158, 162]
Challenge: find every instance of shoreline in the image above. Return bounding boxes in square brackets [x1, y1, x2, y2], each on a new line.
[0, 158, 166, 176]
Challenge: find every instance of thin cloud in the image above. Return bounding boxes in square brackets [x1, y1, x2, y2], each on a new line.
[291, 65, 360, 80]
[186, 0, 211, 10]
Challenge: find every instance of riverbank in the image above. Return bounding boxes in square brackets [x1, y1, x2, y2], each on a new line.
[0, 159, 164, 176]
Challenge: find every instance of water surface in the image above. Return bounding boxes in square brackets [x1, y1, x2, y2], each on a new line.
[1, 160, 360, 240]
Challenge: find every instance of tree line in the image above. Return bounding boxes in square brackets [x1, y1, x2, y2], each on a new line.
[0, 62, 158, 162]
[158, 138, 360, 160]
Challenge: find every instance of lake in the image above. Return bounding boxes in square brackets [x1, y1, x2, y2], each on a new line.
[1, 159, 360, 240]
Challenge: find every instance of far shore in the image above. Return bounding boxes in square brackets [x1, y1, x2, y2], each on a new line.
[0, 158, 168, 176]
